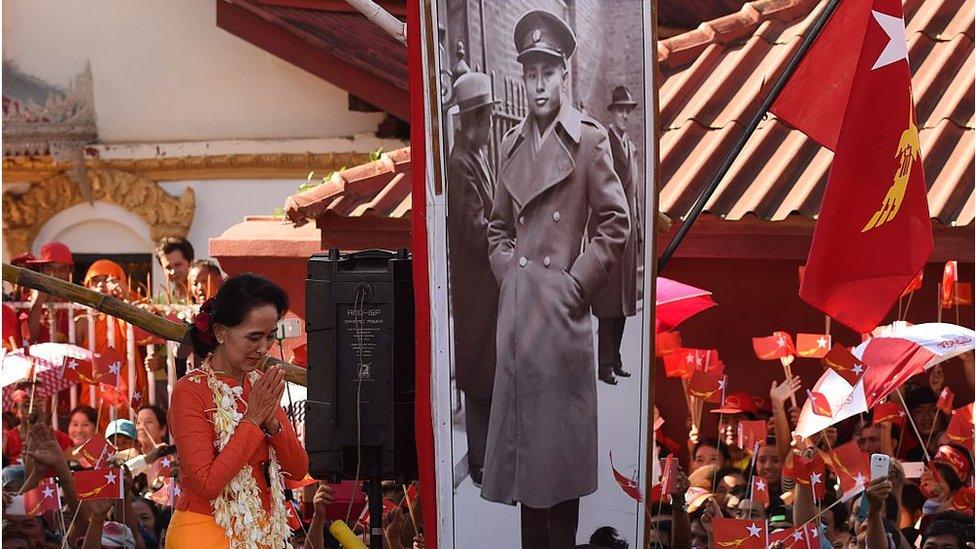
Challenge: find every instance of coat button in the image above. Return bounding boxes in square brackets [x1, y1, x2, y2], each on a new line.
[552, 211, 560, 222]
[543, 256, 551, 267]
[519, 256, 527, 267]
[519, 216, 525, 224]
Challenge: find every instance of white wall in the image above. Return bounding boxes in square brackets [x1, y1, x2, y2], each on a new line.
[2, 0, 386, 142]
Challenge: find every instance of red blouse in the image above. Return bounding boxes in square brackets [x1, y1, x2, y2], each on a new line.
[168, 370, 308, 516]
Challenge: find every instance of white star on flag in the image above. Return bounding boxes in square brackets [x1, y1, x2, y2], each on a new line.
[792, 530, 805, 541]
[132, 391, 141, 402]
[161, 457, 172, 467]
[808, 526, 819, 538]
[817, 337, 828, 348]
[695, 354, 704, 366]
[898, 410, 906, 417]
[67, 359, 78, 370]
[854, 472, 867, 487]
[42, 486, 55, 499]
[871, 10, 909, 70]
[173, 484, 182, 497]
[852, 363, 864, 376]
[755, 479, 766, 491]
[718, 378, 726, 390]
[108, 361, 121, 375]
[686, 353, 695, 364]
[776, 337, 786, 347]
[747, 523, 762, 537]
[811, 472, 822, 485]
[105, 470, 118, 485]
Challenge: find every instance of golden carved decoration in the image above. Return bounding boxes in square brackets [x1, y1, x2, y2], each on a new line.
[2, 168, 195, 256]
[2, 152, 372, 183]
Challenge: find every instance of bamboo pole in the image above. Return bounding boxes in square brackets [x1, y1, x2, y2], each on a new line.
[2, 263, 308, 387]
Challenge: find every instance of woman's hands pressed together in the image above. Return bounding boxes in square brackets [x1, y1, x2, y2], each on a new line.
[243, 364, 286, 434]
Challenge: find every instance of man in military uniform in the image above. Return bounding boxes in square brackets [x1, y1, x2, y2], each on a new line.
[480, 10, 630, 549]
[591, 85, 643, 385]
[446, 71, 499, 487]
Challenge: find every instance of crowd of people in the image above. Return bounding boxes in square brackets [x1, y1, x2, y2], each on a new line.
[645, 353, 975, 549]
[1, 238, 424, 548]
[1, 237, 973, 549]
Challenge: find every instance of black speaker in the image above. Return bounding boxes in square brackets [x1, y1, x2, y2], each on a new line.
[305, 248, 417, 482]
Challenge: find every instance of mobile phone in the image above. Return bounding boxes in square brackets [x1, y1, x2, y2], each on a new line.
[870, 453, 890, 480]
[5, 495, 26, 515]
[901, 461, 925, 479]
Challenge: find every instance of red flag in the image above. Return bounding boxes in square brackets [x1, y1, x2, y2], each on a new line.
[663, 347, 719, 378]
[655, 331, 681, 357]
[901, 270, 923, 296]
[100, 377, 129, 407]
[943, 281, 973, 307]
[610, 452, 642, 502]
[356, 498, 399, 531]
[147, 456, 174, 485]
[872, 402, 906, 426]
[821, 345, 865, 385]
[769, 526, 810, 548]
[73, 435, 114, 469]
[687, 370, 725, 404]
[807, 390, 834, 418]
[150, 478, 180, 507]
[710, 518, 767, 549]
[63, 355, 98, 385]
[130, 388, 144, 410]
[937, 387, 955, 415]
[945, 404, 974, 446]
[751, 476, 770, 506]
[950, 486, 975, 513]
[93, 347, 122, 386]
[794, 454, 826, 503]
[752, 332, 796, 360]
[737, 420, 768, 450]
[941, 261, 958, 308]
[286, 500, 302, 530]
[826, 440, 870, 496]
[660, 455, 677, 495]
[74, 467, 123, 500]
[773, 0, 933, 333]
[23, 478, 60, 516]
[796, 333, 831, 358]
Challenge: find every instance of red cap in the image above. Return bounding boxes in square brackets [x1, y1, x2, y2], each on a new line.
[934, 444, 972, 482]
[711, 392, 758, 415]
[10, 253, 36, 267]
[751, 395, 772, 414]
[27, 242, 73, 265]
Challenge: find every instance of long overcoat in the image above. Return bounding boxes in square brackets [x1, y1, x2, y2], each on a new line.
[480, 102, 630, 508]
[446, 132, 498, 402]
[590, 129, 642, 318]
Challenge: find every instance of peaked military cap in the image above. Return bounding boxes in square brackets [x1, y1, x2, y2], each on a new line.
[513, 10, 576, 64]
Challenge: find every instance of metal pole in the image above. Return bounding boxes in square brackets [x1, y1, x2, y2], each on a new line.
[657, 0, 842, 272]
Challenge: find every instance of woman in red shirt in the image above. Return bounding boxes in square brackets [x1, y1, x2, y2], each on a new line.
[167, 274, 307, 548]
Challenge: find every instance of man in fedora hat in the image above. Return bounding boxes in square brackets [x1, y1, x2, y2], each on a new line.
[481, 9, 630, 548]
[591, 85, 642, 385]
[446, 70, 499, 487]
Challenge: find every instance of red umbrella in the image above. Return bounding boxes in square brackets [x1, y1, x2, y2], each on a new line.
[655, 277, 716, 333]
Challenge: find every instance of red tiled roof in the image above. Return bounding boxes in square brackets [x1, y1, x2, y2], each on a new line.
[283, 0, 974, 227]
[658, 0, 974, 226]
[284, 147, 411, 224]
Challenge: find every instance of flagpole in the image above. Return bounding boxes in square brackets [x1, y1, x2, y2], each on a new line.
[894, 390, 932, 462]
[657, 0, 842, 271]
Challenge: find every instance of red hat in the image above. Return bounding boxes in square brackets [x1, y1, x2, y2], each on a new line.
[10, 252, 35, 267]
[751, 395, 772, 414]
[711, 392, 758, 415]
[934, 444, 972, 482]
[27, 242, 73, 265]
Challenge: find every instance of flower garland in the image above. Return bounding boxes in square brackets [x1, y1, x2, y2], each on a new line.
[194, 360, 290, 548]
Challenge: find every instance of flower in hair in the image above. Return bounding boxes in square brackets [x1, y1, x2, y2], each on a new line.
[193, 298, 216, 345]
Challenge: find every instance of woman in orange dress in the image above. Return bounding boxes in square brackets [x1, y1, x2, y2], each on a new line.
[166, 273, 307, 548]
[75, 259, 148, 428]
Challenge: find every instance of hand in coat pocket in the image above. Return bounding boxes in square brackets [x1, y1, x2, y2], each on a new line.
[560, 270, 585, 313]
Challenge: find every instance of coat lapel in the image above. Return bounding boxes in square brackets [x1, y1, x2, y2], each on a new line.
[501, 103, 581, 209]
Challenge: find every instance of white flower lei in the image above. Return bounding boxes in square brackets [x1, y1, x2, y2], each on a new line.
[194, 361, 291, 548]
